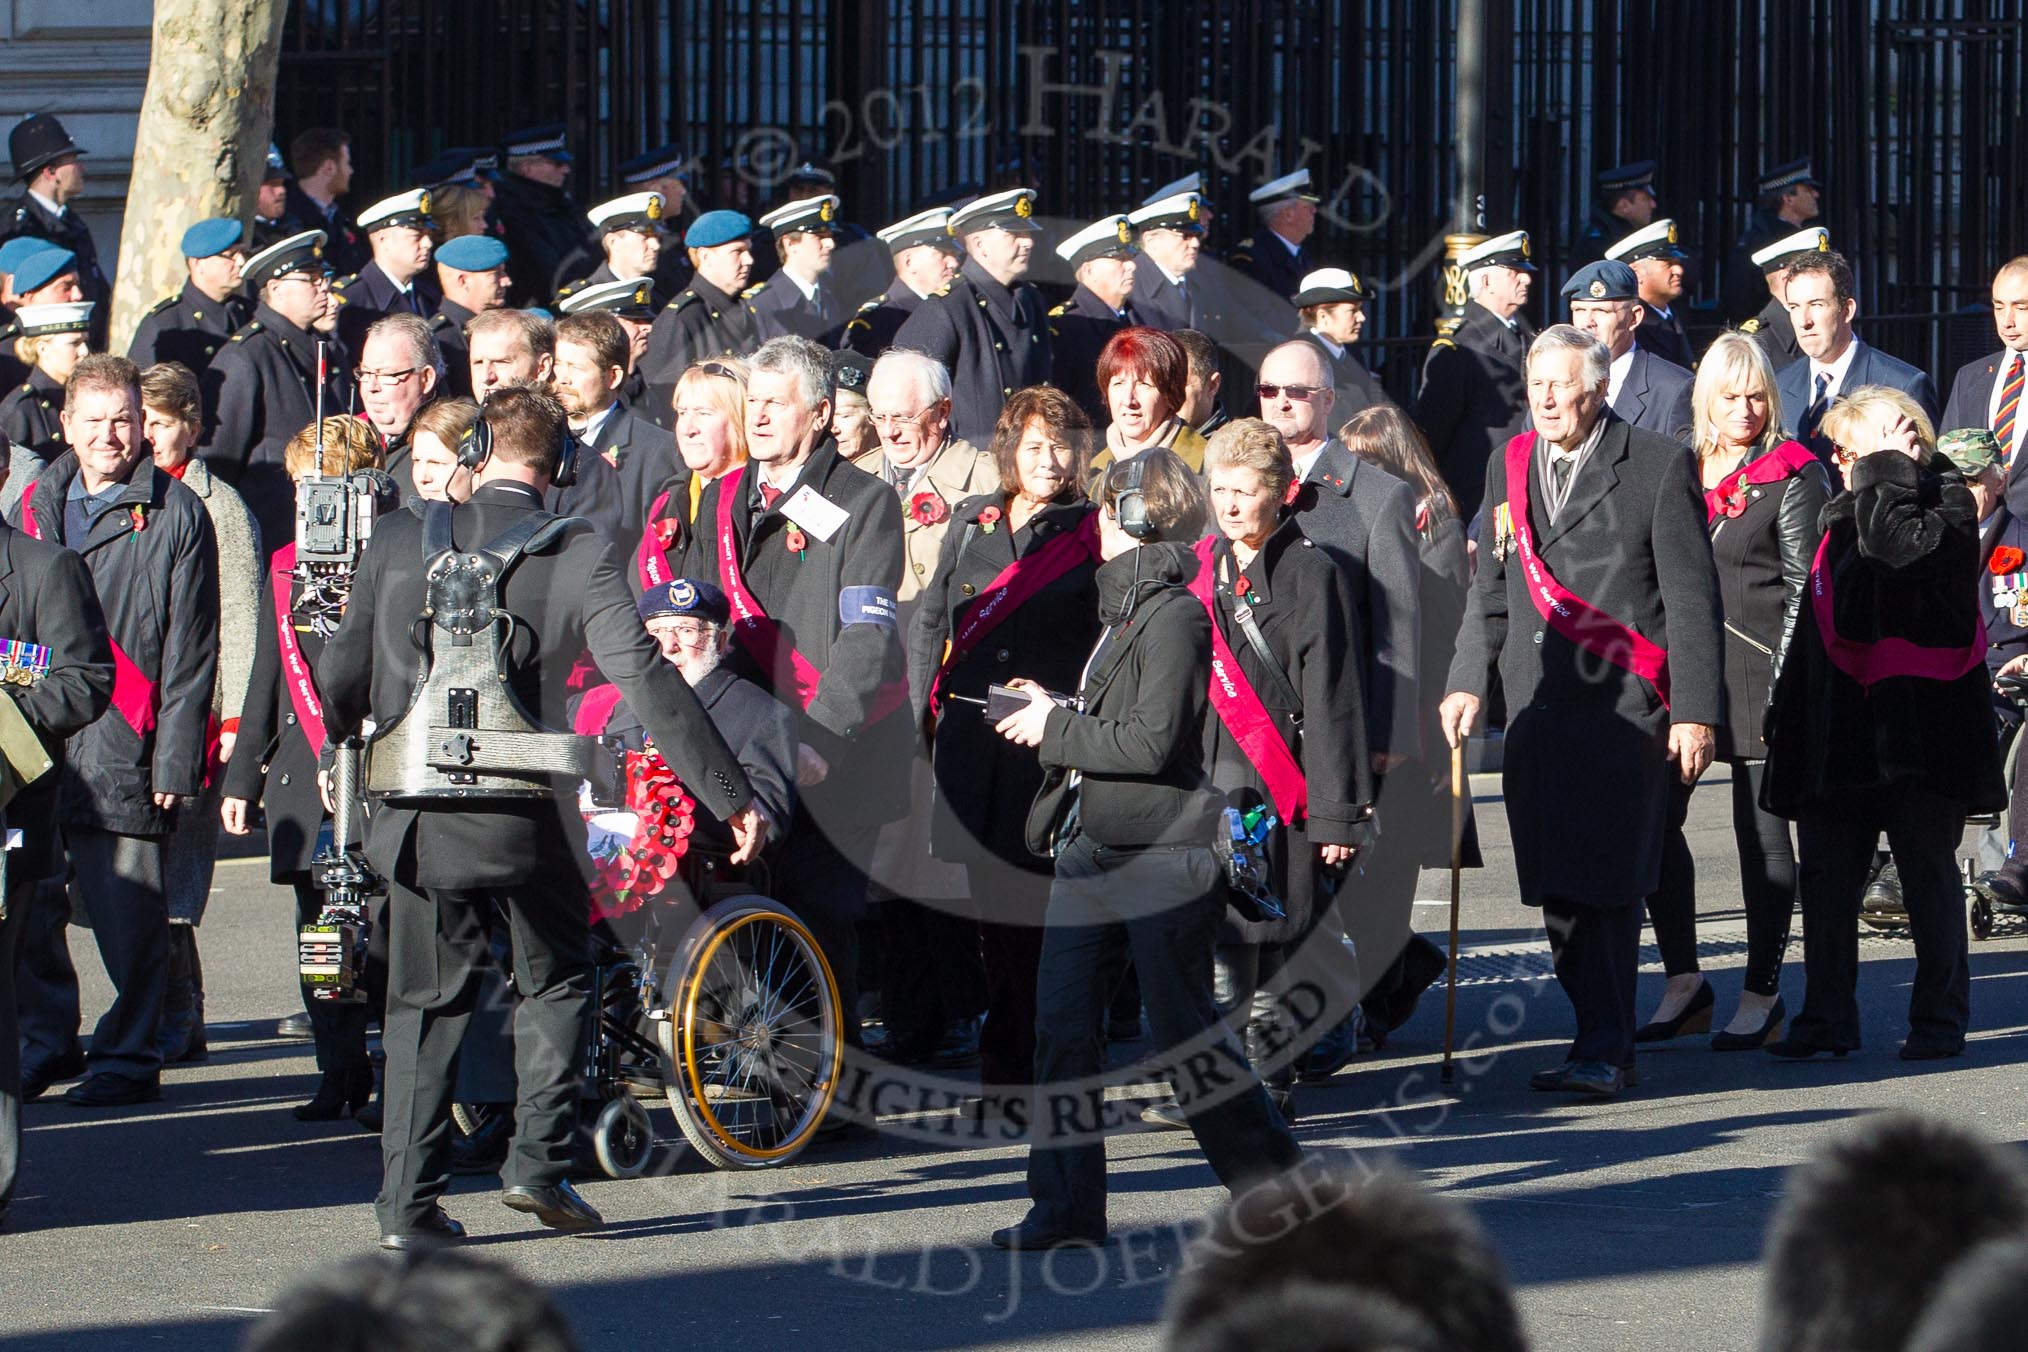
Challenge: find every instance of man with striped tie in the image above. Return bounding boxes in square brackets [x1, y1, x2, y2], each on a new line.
[1775, 249, 1938, 462]
[1942, 257, 2028, 509]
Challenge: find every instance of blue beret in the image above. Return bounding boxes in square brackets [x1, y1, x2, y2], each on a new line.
[685, 210, 752, 250]
[1560, 259, 1640, 302]
[435, 234, 510, 272]
[0, 236, 51, 277]
[638, 577, 730, 625]
[180, 217, 243, 260]
[10, 245, 76, 296]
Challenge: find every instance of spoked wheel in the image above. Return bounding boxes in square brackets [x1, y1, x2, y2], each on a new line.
[1970, 885, 1996, 942]
[656, 895, 840, 1170]
[592, 1095, 655, 1178]
[452, 1102, 484, 1137]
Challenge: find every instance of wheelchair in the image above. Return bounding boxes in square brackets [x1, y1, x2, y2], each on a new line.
[1965, 673, 2028, 942]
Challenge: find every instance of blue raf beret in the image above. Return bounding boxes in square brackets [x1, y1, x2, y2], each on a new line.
[0, 236, 51, 277]
[180, 217, 244, 260]
[1560, 259, 1640, 302]
[10, 244, 76, 296]
[435, 234, 510, 272]
[685, 210, 752, 250]
[638, 577, 730, 626]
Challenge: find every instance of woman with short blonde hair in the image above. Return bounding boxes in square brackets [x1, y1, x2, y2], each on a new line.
[1202, 416, 1294, 501]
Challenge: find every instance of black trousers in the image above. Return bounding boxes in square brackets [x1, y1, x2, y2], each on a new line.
[1543, 898, 1644, 1068]
[1646, 765, 1797, 996]
[68, 829, 169, 1081]
[1026, 836, 1301, 1235]
[0, 850, 26, 1210]
[1793, 784, 1969, 1051]
[16, 875, 80, 1076]
[879, 897, 985, 1052]
[770, 816, 871, 1046]
[291, 880, 375, 1074]
[971, 863, 1051, 1096]
[376, 880, 589, 1232]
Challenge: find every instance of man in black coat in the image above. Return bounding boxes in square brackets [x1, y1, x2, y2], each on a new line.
[1049, 214, 1142, 424]
[0, 115, 109, 349]
[1441, 325, 1723, 1098]
[11, 356, 219, 1108]
[355, 312, 443, 499]
[282, 128, 366, 277]
[1942, 256, 2028, 509]
[750, 195, 846, 346]
[317, 386, 763, 1248]
[126, 219, 252, 378]
[639, 210, 762, 429]
[677, 335, 910, 1049]
[1568, 160, 1658, 270]
[1738, 227, 1828, 371]
[202, 230, 355, 550]
[1127, 190, 1213, 333]
[1413, 230, 1539, 521]
[1722, 157, 1823, 325]
[842, 207, 958, 358]
[493, 125, 593, 308]
[1563, 260, 1695, 443]
[1604, 219, 1696, 371]
[333, 190, 442, 355]
[554, 191, 670, 311]
[0, 464, 113, 1200]
[894, 189, 1051, 448]
[427, 234, 513, 403]
[1228, 169, 1319, 309]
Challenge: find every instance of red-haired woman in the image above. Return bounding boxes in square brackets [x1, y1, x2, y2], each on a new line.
[1089, 326, 1208, 475]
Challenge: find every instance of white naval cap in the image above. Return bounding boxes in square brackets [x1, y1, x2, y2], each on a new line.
[949, 187, 1041, 235]
[357, 188, 432, 232]
[1144, 172, 1204, 206]
[1459, 229, 1536, 272]
[13, 299, 92, 337]
[1752, 226, 1832, 272]
[758, 194, 840, 235]
[1603, 218, 1686, 264]
[589, 192, 667, 233]
[1128, 191, 1205, 233]
[1249, 168, 1317, 208]
[1055, 215, 1137, 268]
[877, 207, 956, 253]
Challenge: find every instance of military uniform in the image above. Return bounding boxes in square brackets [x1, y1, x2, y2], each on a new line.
[1050, 285, 1139, 424]
[426, 297, 477, 400]
[0, 366, 64, 463]
[494, 173, 593, 308]
[639, 276, 761, 412]
[0, 194, 107, 348]
[281, 183, 366, 276]
[843, 280, 928, 358]
[1227, 230, 1309, 308]
[126, 280, 252, 378]
[1412, 299, 1535, 521]
[202, 303, 354, 550]
[333, 260, 442, 355]
[1635, 300, 1696, 370]
[556, 262, 663, 315]
[1568, 206, 1628, 270]
[1740, 297, 1801, 369]
[892, 257, 1051, 448]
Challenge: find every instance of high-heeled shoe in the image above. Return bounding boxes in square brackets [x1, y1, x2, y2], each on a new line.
[1634, 979, 1714, 1042]
[294, 1065, 375, 1121]
[1712, 996, 1785, 1051]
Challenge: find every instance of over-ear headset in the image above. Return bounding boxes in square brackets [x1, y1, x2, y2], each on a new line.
[456, 409, 581, 489]
[1112, 455, 1154, 540]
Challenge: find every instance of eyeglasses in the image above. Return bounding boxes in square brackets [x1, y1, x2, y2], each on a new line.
[869, 405, 939, 429]
[275, 272, 333, 291]
[646, 619, 714, 641]
[354, 367, 423, 388]
[1255, 384, 1321, 401]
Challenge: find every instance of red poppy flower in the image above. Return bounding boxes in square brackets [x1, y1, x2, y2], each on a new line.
[651, 518, 681, 549]
[977, 505, 1002, 526]
[785, 527, 808, 554]
[590, 748, 696, 923]
[909, 490, 949, 527]
[128, 506, 147, 534]
[1993, 545, 2026, 574]
[1234, 576, 1253, 598]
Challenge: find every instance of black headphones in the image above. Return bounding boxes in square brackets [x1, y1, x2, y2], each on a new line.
[1111, 455, 1154, 540]
[456, 409, 580, 489]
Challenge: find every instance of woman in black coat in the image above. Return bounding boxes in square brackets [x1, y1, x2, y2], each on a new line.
[1762, 387, 2005, 1060]
[987, 447, 1301, 1251]
[1638, 334, 1832, 1050]
[908, 386, 1102, 1119]
[0, 303, 89, 464]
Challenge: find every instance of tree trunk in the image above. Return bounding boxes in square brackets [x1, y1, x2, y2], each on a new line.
[110, 0, 288, 354]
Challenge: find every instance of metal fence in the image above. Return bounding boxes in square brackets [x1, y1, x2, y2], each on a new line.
[273, 0, 2028, 394]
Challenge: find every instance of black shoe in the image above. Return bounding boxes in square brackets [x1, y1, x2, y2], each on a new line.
[1634, 979, 1714, 1042]
[61, 1072, 162, 1107]
[450, 1107, 515, 1175]
[1861, 861, 1908, 929]
[991, 1219, 1105, 1250]
[1105, 1016, 1143, 1043]
[500, 1181, 603, 1232]
[1269, 1087, 1297, 1123]
[1300, 1013, 1361, 1082]
[1527, 1060, 1622, 1096]
[20, 1052, 85, 1103]
[1765, 1037, 1850, 1060]
[293, 1066, 375, 1122]
[930, 1015, 984, 1068]
[275, 1012, 315, 1041]
[354, 1097, 384, 1134]
[379, 1207, 465, 1251]
[1712, 997, 1786, 1052]
[1899, 1038, 1965, 1061]
[1139, 1098, 1188, 1130]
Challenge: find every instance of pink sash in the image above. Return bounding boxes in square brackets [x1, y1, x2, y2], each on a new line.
[1808, 534, 1987, 687]
[1186, 538, 1309, 824]
[636, 488, 678, 590]
[21, 495, 158, 737]
[713, 466, 906, 721]
[928, 508, 1101, 716]
[1505, 431, 1672, 708]
[1705, 441, 1818, 522]
[573, 682, 625, 736]
[268, 543, 326, 753]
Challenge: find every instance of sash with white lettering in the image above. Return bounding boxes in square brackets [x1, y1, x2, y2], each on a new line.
[267, 542, 327, 752]
[713, 465, 906, 720]
[1808, 533, 1987, 687]
[1505, 430, 1672, 708]
[928, 508, 1101, 716]
[20, 494, 158, 737]
[636, 488, 678, 591]
[1704, 440, 1819, 523]
[1186, 537, 1309, 824]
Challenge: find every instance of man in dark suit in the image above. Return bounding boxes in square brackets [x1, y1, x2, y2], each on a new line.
[1775, 249, 1939, 460]
[554, 308, 672, 551]
[1723, 157, 1823, 325]
[0, 115, 109, 349]
[1563, 259, 1694, 443]
[1941, 256, 2028, 510]
[750, 195, 845, 346]
[1568, 160, 1658, 269]
[1441, 324, 1723, 1098]
[1228, 168, 1318, 307]
[492, 125, 593, 308]
[1293, 268, 1390, 420]
[283, 128, 366, 277]
[1049, 213, 1141, 423]
[333, 190, 441, 354]
[1604, 219, 1695, 371]
[842, 207, 958, 358]
[126, 219, 252, 377]
[1738, 227, 1828, 370]
[317, 386, 763, 1249]
[355, 312, 442, 496]
[1413, 230, 1538, 521]
[1128, 190, 1212, 333]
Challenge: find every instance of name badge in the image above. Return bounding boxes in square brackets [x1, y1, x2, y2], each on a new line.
[782, 485, 850, 543]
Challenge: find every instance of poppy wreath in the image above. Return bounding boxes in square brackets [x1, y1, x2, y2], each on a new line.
[589, 748, 697, 922]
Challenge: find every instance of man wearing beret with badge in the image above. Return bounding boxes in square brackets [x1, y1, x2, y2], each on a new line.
[1563, 259, 1694, 444]
[640, 209, 762, 425]
[127, 219, 253, 377]
[428, 233, 512, 401]
[0, 115, 108, 350]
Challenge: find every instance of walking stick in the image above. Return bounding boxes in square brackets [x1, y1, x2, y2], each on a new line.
[1440, 741, 1465, 1086]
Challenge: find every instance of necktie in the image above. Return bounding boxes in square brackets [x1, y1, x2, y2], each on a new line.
[759, 482, 782, 510]
[1995, 353, 2023, 457]
[1806, 371, 1832, 441]
[1550, 455, 1574, 496]
[1177, 278, 1195, 327]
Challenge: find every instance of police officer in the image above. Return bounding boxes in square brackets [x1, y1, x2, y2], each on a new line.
[334, 190, 441, 353]
[614, 145, 697, 298]
[750, 195, 845, 345]
[1569, 160, 1659, 269]
[492, 125, 592, 307]
[1739, 226, 1829, 371]
[1293, 267, 1390, 420]
[316, 385, 765, 1249]
[1604, 219, 1695, 370]
[843, 207, 959, 358]
[203, 230, 355, 549]
[1127, 190, 1212, 333]
[558, 276, 657, 413]
[893, 188, 1051, 448]
[0, 301, 91, 464]
[251, 145, 294, 252]
[555, 192, 669, 309]
[1412, 229, 1538, 521]
[1048, 213, 1141, 424]
[1723, 157, 1824, 324]
[639, 210, 761, 426]
[0, 115, 108, 350]
[127, 219, 253, 376]
[1228, 168, 1319, 306]
[427, 234, 512, 402]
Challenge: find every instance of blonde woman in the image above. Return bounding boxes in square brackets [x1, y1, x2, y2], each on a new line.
[635, 358, 750, 585]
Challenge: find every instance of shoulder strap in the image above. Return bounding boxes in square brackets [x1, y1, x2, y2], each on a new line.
[1228, 595, 1304, 722]
[421, 498, 456, 559]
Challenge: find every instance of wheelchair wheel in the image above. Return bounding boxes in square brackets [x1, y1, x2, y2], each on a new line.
[592, 1095, 654, 1178]
[657, 895, 841, 1170]
[452, 1102, 483, 1137]
[1970, 886, 1996, 942]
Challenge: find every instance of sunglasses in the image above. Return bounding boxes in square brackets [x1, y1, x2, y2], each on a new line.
[1830, 443, 1861, 467]
[697, 362, 738, 380]
[1255, 383, 1321, 401]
